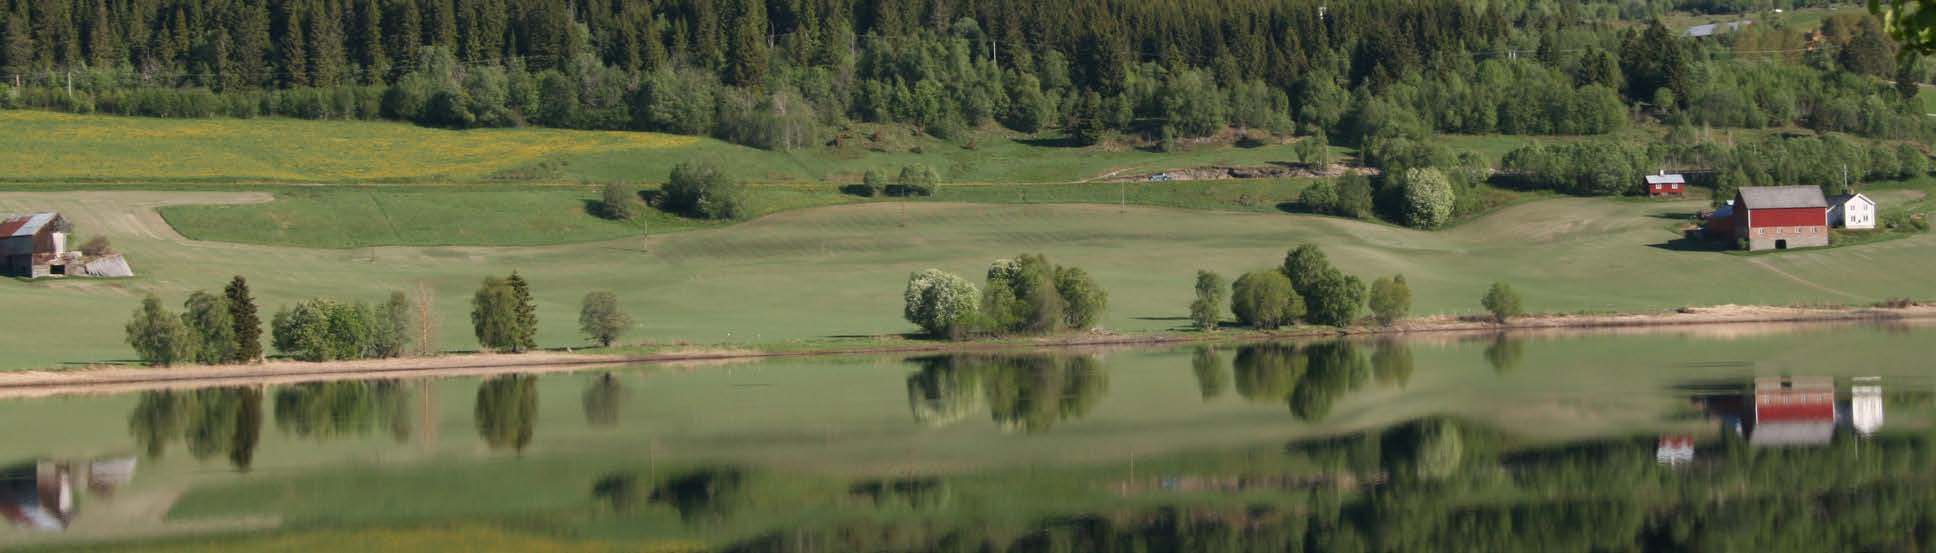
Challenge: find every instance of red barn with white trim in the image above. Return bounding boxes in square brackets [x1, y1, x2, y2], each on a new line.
[1728, 186, 1828, 251]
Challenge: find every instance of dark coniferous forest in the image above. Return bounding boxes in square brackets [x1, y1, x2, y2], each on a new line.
[0, 0, 1925, 159]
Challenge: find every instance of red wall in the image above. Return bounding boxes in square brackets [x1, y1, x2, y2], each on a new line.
[1748, 207, 1826, 228]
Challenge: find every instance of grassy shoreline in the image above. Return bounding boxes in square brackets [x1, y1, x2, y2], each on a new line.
[6, 303, 1928, 394]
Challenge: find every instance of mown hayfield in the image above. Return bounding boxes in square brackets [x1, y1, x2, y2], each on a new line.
[4, 188, 1936, 371]
[153, 180, 1326, 248]
[158, 185, 855, 248]
[0, 110, 1345, 185]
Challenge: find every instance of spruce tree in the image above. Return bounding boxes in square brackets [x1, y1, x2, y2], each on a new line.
[725, 0, 768, 91]
[278, 1, 309, 87]
[233, 1, 272, 89]
[307, 0, 348, 87]
[225, 276, 262, 363]
[356, 0, 387, 83]
[507, 271, 538, 352]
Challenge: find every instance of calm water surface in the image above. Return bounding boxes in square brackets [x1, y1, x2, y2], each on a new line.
[4, 323, 1935, 552]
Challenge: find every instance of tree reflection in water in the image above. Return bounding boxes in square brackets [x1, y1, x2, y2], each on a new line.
[721, 414, 1936, 553]
[651, 468, 745, 523]
[905, 353, 1108, 432]
[126, 387, 263, 470]
[1228, 341, 1380, 422]
[582, 373, 627, 428]
[1484, 334, 1525, 372]
[475, 375, 538, 452]
[1190, 346, 1227, 400]
[273, 380, 412, 442]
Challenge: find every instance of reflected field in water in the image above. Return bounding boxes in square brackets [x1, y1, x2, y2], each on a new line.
[3, 322, 1935, 551]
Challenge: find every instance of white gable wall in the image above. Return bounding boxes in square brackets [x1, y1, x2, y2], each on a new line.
[1831, 195, 1877, 230]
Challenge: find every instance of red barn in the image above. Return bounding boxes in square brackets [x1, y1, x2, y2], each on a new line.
[1644, 172, 1687, 197]
[1729, 186, 1828, 251]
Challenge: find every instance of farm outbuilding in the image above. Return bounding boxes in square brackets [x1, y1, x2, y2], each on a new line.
[1, 213, 70, 278]
[1713, 186, 1829, 251]
[1827, 193, 1876, 230]
[1644, 172, 1687, 197]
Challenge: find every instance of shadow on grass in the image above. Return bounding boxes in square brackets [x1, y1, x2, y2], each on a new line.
[1648, 236, 1733, 252]
[1647, 211, 1704, 221]
[821, 332, 935, 341]
[1015, 136, 1084, 149]
[837, 184, 878, 198]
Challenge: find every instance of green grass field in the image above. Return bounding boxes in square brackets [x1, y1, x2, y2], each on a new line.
[0, 111, 1347, 185]
[4, 181, 1936, 372]
[151, 179, 1332, 248]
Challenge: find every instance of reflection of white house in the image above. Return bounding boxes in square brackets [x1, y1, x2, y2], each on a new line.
[1828, 193, 1876, 230]
[1656, 435, 1695, 466]
[1850, 381, 1885, 436]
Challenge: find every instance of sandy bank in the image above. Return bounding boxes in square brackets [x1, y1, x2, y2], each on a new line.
[2, 304, 1930, 397]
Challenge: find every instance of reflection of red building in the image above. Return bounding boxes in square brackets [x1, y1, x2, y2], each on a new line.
[1750, 377, 1836, 447]
[1656, 434, 1695, 465]
[1693, 376, 1864, 449]
[0, 461, 74, 531]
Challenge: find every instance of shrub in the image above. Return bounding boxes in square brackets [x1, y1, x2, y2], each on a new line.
[1298, 182, 1340, 215]
[1296, 132, 1332, 168]
[1230, 270, 1303, 329]
[903, 269, 981, 336]
[1368, 274, 1412, 326]
[1054, 266, 1108, 330]
[1400, 168, 1456, 229]
[597, 183, 639, 220]
[1302, 270, 1366, 327]
[270, 298, 377, 362]
[126, 294, 197, 367]
[1482, 282, 1523, 323]
[1190, 271, 1228, 331]
[860, 170, 886, 197]
[579, 291, 634, 347]
[80, 236, 114, 256]
[373, 291, 414, 358]
[182, 291, 236, 365]
[898, 164, 942, 196]
[472, 275, 537, 353]
[663, 162, 746, 220]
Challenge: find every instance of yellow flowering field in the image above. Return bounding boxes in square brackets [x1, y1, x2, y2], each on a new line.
[0, 110, 698, 181]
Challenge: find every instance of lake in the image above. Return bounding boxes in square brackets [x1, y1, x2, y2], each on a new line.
[4, 322, 1934, 552]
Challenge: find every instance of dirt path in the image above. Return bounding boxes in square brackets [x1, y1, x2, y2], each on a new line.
[1746, 257, 1862, 300]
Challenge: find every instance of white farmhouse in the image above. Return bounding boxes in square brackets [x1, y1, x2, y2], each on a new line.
[1827, 193, 1876, 230]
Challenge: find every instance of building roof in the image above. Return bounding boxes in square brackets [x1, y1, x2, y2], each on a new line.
[0, 213, 60, 239]
[1646, 174, 1686, 185]
[1827, 193, 1874, 207]
[1737, 186, 1828, 210]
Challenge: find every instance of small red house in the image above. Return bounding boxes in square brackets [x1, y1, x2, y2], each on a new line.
[1644, 172, 1686, 197]
[1720, 186, 1828, 251]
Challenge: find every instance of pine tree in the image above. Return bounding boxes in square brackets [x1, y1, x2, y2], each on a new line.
[426, 0, 456, 51]
[355, 0, 387, 84]
[233, 0, 272, 88]
[725, 0, 768, 90]
[507, 271, 538, 352]
[84, 0, 114, 68]
[278, 1, 309, 86]
[2, 11, 33, 79]
[387, 0, 421, 75]
[307, 0, 348, 87]
[225, 276, 262, 363]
